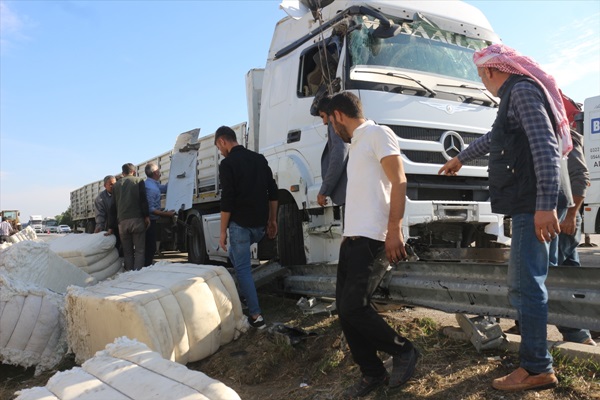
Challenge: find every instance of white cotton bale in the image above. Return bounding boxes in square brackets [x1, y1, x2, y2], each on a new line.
[7, 226, 38, 243]
[0, 241, 95, 294]
[47, 233, 122, 281]
[14, 337, 241, 400]
[13, 386, 58, 400]
[49, 232, 116, 260]
[66, 262, 247, 365]
[0, 274, 67, 374]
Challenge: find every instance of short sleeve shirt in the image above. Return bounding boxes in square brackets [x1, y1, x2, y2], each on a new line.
[344, 120, 401, 241]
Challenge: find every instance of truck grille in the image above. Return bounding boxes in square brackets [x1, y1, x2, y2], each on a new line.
[387, 125, 489, 167]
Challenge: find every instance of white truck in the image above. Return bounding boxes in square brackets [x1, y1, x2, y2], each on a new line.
[29, 215, 43, 233]
[72, 0, 508, 265]
[583, 95, 600, 235]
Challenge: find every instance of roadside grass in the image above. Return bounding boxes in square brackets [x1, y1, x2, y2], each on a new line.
[195, 293, 600, 400]
[2, 292, 598, 400]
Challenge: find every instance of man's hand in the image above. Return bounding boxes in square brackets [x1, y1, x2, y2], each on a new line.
[267, 219, 278, 239]
[534, 210, 560, 243]
[385, 230, 407, 264]
[104, 228, 113, 237]
[317, 194, 328, 207]
[144, 216, 150, 229]
[559, 211, 577, 236]
[94, 227, 101, 234]
[219, 232, 228, 252]
[438, 157, 463, 176]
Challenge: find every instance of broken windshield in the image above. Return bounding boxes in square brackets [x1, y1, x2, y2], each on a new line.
[347, 14, 490, 83]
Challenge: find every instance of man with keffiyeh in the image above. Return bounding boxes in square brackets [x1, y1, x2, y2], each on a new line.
[439, 44, 570, 392]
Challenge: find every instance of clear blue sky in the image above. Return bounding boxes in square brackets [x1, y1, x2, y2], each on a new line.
[1, 0, 599, 222]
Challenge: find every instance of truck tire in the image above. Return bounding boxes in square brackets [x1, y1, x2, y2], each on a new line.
[187, 216, 208, 264]
[277, 203, 306, 266]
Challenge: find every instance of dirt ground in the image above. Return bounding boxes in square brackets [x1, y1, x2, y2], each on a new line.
[3, 292, 598, 400]
[2, 238, 599, 399]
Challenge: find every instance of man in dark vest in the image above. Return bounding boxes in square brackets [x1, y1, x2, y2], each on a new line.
[439, 44, 572, 392]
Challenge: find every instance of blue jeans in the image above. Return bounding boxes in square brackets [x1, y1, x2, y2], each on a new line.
[548, 207, 590, 342]
[508, 213, 553, 374]
[549, 201, 582, 267]
[228, 222, 265, 317]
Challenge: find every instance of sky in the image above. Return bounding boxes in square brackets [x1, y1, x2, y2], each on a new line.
[1, 0, 599, 223]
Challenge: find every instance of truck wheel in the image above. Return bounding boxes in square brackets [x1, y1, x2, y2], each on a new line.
[187, 216, 208, 264]
[277, 203, 306, 266]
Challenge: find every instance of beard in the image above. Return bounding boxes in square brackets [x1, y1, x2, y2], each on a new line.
[332, 119, 352, 143]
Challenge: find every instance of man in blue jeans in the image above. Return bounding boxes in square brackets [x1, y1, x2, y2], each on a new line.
[215, 126, 278, 329]
[439, 44, 573, 392]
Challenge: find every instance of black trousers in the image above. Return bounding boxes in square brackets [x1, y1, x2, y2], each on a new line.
[144, 219, 157, 267]
[336, 236, 413, 377]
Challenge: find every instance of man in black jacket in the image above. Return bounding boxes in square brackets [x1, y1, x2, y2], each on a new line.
[215, 126, 278, 329]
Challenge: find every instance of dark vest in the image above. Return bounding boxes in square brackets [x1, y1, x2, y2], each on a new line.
[487, 76, 555, 215]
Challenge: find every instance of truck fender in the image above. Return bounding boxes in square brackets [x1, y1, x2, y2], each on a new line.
[273, 152, 313, 211]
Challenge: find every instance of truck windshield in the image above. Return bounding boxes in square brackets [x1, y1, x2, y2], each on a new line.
[347, 14, 490, 84]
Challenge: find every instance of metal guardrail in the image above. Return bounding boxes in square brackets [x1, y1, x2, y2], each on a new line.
[282, 262, 600, 331]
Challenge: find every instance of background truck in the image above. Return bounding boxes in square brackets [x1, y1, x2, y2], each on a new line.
[43, 218, 59, 233]
[29, 215, 43, 233]
[72, 0, 508, 265]
[0, 210, 21, 232]
[583, 95, 600, 235]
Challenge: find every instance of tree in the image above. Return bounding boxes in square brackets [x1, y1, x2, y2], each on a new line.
[57, 207, 73, 226]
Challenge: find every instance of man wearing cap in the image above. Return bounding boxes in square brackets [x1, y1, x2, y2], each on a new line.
[439, 44, 569, 392]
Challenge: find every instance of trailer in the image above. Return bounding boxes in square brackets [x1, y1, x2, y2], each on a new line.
[583, 95, 600, 234]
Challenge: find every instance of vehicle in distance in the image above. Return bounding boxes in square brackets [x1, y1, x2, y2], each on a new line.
[57, 225, 71, 234]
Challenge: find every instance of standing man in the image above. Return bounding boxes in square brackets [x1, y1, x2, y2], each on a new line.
[95, 174, 122, 256]
[0, 217, 14, 243]
[108, 163, 150, 271]
[215, 126, 278, 330]
[315, 95, 349, 207]
[94, 175, 116, 233]
[439, 44, 572, 392]
[551, 125, 595, 346]
[327, 92, 417, 399]
[144, 162, 175, 267]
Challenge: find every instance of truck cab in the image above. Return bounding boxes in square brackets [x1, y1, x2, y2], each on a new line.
[251, 0, 506, 264]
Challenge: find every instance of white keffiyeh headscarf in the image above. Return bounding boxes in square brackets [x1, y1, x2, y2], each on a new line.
[474, 44, 572, 155]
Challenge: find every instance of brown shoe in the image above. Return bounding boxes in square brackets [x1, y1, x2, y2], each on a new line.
[492, 367, 558, 392]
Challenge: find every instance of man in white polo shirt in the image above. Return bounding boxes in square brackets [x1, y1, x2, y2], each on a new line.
[327, 91, 418, 399]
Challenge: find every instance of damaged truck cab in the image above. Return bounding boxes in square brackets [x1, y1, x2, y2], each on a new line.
[251, 0, 506, 264]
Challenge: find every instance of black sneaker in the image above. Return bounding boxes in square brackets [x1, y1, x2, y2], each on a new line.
[389, 347, 418, 388]
[342, 373, 389, 399]
[248, 315, 266, 330]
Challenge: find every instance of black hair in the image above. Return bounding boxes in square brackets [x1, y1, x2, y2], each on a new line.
[328, 91, 364, 119]
[214, 126, 237, 144]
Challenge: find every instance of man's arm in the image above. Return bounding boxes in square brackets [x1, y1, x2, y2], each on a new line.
[267, 200, 278, 239]
[381, 154, 408, 263]
[220, 211, 231, 252]
[512, 83, 561, 242]
[106, 199, 118, 236]
[318, 125, 348, 206]
[138, 180, 150, 227]
[94, 194, 106, 233]
[264, 157, 279, 239]
[562, 130, 589, 235]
